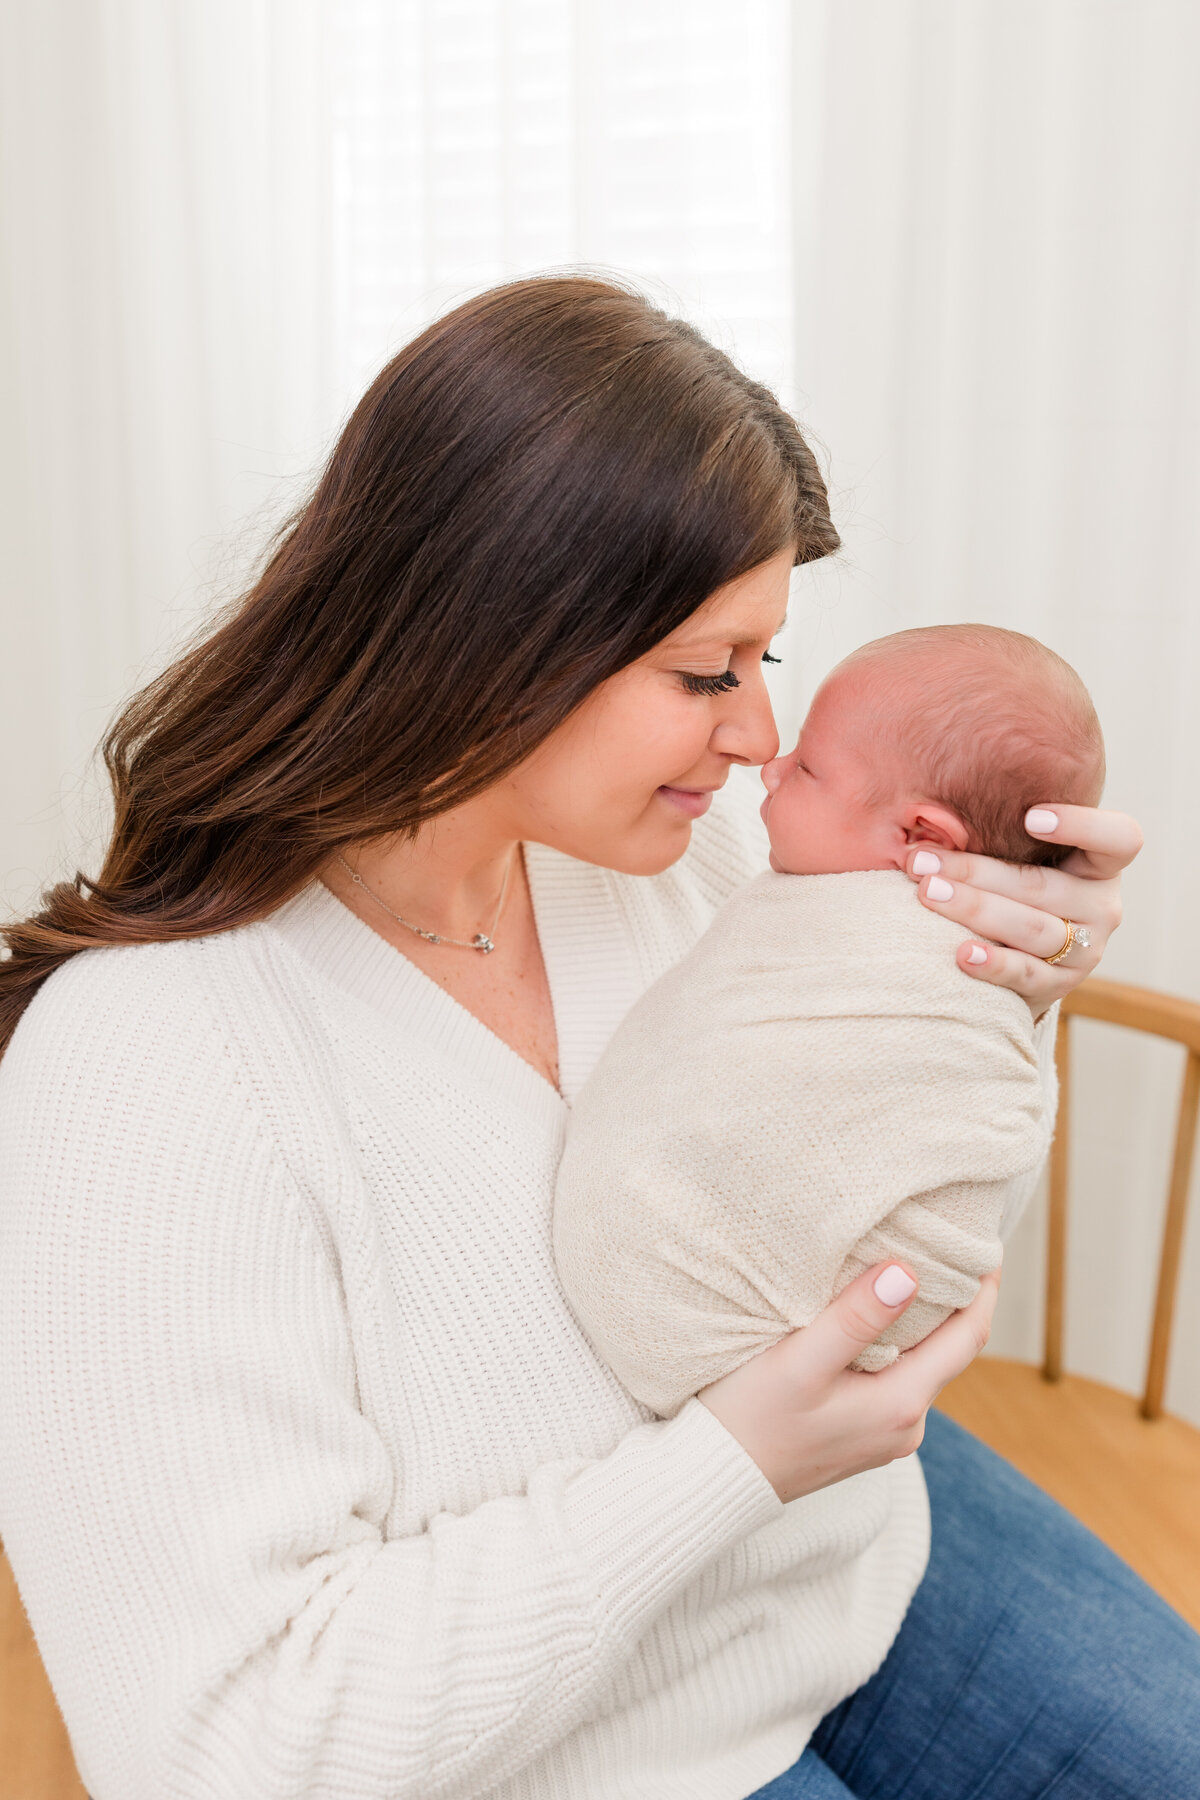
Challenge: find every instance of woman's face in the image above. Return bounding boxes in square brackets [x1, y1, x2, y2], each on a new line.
[501, 547, 793, 874]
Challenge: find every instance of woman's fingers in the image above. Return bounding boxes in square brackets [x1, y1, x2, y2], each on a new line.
[946, 939, 1077, 1011]
[1022, 803, 1144, 880]
[785, 1261, 920, 1389]
[914, 870, 1107, 1015]
[697, 1266, 998, 1504]
[876, 1268, 1000, 1406]
[905, 846, 1121, 927]
[913, 876, 1108, 967]
[901, 806, 1144, 1017]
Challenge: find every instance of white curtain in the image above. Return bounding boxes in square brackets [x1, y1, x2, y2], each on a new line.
[331, 1, 795, 409]
[2, 0, 1197, 1419]
[0, 0, 336, 909]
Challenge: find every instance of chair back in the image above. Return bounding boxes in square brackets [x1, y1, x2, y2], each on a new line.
[1046, 978, 1200, 1418]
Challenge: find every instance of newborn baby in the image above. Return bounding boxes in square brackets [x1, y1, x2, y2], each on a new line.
[553, 624, 1106, 1416]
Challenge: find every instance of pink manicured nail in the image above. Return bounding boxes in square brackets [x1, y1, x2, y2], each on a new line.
[1025, 808, 1058, 833]
[912, 851, 941, 875]
[966, 945, 988, 965]
[926, 876, 954, 901]
[874, 1265, 917, 1306]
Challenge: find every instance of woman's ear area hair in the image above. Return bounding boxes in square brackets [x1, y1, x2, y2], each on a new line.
[900, 804, 971, 852]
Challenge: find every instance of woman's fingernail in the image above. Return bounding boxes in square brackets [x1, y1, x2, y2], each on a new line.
[912, 851, 941, 875]
[926, 876, 954, 901]
[1025, 808, 1058, 833]
[874, 1265, 918, 1306]
[966, 945, 988, 965]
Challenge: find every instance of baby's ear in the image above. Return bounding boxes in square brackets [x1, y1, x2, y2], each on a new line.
[900, 804, 970, 851]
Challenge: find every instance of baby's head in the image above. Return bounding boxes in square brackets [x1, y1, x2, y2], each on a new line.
[761, 625, 1105, 875]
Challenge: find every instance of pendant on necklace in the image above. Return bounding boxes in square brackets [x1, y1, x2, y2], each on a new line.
[473, 934, 495, 954]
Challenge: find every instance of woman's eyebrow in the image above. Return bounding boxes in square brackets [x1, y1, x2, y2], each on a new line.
[669, 616, 790, 651]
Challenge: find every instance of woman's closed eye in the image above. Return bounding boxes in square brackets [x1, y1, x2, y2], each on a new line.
[679, 669, 740, 696]
[678, 651, 782, 696]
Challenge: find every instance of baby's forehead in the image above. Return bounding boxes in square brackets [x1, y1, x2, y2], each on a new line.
[818, 640, 1023, 721]
[804, 645, 1028, 782]
[809, 654, 929, 727]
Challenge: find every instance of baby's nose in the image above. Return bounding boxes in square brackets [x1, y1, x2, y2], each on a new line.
[761, 756, 786, 793]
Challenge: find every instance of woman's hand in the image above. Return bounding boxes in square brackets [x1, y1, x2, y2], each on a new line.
[696, 1263, 997, 1504]
[904, 804, 1143, 1017]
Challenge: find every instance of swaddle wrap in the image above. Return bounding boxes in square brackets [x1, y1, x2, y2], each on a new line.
[553, 869, 1052, 1417]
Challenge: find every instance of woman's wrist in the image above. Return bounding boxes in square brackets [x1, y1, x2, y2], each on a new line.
[694, 1262, 989, 1506]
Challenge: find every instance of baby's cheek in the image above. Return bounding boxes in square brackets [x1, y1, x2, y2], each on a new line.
[766, 790, 821, 874]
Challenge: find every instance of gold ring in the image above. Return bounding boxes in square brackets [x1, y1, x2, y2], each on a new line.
[1043, 918, 1076, 965]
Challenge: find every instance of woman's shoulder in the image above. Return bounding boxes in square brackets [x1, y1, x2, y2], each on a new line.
[0, 916, 317, 1123]
[0, 918, 349, 1259]
[4, 933, 215, 1072]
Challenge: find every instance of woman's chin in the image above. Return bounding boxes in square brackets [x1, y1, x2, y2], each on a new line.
[618, 833, 694, 876]
[599, 809, 695, 876]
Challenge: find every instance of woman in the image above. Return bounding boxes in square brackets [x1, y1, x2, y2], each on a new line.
[0, 276, 1191, 1800]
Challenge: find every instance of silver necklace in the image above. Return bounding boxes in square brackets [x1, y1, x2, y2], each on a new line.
[336, 850, 515, 955]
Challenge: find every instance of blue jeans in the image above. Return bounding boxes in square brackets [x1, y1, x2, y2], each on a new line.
[747, 1409, 1200, 1799]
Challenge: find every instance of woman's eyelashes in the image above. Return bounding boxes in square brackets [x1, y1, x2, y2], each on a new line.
[679, 669, 740, 696]
[678, 651, 783, 696]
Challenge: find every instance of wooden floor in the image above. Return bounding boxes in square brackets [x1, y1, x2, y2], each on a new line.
[936, 1356, 1200, 1630]
[0, 1550, 85, 1800]
[3, 1357, 1198, 1797]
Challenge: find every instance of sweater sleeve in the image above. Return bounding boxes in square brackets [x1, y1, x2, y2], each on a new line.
[0, 950, 782, 1800]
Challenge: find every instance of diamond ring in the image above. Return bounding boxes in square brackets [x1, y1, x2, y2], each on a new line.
[1043, 918, 1093, 966]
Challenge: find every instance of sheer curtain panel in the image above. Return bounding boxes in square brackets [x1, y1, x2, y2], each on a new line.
[332, 0, 794, 409]
[0, 1, 336, 917]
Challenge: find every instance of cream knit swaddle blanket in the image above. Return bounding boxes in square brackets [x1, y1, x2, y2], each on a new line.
[553, 869, 1052, 1417]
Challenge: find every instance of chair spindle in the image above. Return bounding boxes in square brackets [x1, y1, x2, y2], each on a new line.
[1041, 979, 1200, 1422]
[1143, 1050, 1200, 1419]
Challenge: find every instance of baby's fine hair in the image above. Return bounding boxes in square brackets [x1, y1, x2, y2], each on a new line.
[841, 624, 1106, 868]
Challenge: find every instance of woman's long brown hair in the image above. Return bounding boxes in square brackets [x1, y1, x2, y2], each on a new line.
[0, 275, 839, 1059]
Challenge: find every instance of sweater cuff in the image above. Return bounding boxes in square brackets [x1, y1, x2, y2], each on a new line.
[558, 1396, 783, 1650]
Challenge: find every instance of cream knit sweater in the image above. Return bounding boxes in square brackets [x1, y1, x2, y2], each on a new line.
[0, 779, 1055, 1800]
[553, 869, 1053, 1417]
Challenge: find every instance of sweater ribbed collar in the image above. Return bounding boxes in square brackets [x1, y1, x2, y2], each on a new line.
[262, 842, 645, 1115]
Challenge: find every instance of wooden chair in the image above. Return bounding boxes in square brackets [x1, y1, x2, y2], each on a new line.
[938, 976, 1200, 1630]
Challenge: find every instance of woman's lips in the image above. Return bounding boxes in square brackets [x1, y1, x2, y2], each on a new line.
[657, 785, 716, 818]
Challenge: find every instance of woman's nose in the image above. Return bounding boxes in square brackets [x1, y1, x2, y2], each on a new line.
[713, 677, 779, 768]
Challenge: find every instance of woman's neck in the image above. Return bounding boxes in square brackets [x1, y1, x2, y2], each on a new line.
[321, 792, 522, 944]
[316, 791, 562, 1092]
